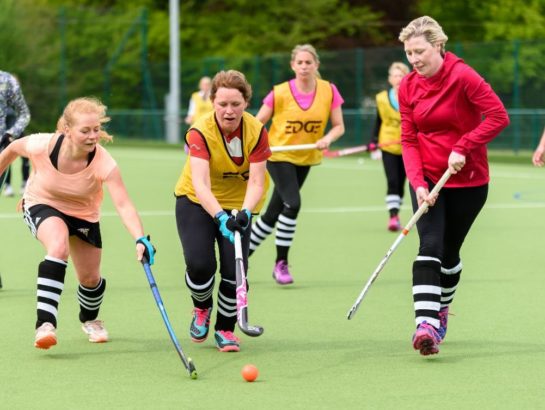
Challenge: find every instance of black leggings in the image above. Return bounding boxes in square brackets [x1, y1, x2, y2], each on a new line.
[176, 196, 252, 330]
[382, 151, 405, 198]
[175, 195, 250, 284]
[410, 182, 488, 266]
[261, 161, 311, 224]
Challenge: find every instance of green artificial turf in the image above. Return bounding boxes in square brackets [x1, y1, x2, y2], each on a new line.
[1, 147, 544, 409]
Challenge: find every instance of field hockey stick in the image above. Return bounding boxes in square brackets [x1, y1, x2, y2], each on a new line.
[323, 141, 399, 158]
[347, 169, 452, 320]
[141, 258, 198, 379]
[270, 143, 318, 152]
[232, 211, 264, 337]
[0, 142, 9, 194]
[0, 171, 6, 196]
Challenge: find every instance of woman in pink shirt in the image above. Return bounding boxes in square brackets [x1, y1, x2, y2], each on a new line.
[398, 16, 509, 356]
[0, 97, 155, 350]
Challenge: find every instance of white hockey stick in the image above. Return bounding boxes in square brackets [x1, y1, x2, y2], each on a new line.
[270, 143, 318, 152]
[347, 169, 452, 320]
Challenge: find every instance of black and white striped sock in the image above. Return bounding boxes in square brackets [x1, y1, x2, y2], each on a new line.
[185, 272, 214, 309]
[440, 261, 462, 308]
[78, 277, 106, 322]
[275, 214, 297, 247]
[249, 217, 275, 252]
[412, 256, 442, 329]
[216, 278, 237, 331]
[386, 194, 401, 216]
[36, 256, 67, 328]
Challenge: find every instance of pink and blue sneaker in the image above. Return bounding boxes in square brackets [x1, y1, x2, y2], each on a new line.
[438, 306, 450, 341]
[214, 330, 240, 352]
[273, 260, 293, 285]
[190, 307, 211, 343]
[412, 321, 441, 356]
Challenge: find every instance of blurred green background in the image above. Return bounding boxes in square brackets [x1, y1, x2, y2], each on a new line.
[1, 0, 545, 150]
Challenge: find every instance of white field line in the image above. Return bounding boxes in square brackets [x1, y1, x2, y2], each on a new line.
[1, 202, 544, 220]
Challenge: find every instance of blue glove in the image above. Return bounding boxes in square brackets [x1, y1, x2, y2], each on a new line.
[137, 235, 156, 265]
[214, 211, 235, 243]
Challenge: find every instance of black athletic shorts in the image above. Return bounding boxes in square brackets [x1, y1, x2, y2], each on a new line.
[23, 203, 102, 248]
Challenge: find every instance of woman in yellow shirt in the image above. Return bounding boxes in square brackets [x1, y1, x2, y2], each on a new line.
[249, 44, 345, 285]
[369, 62, 410, 232]
[175, 70, 270, 352]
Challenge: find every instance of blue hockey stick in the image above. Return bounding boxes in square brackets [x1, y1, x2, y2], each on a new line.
[141, 258, 197, 379]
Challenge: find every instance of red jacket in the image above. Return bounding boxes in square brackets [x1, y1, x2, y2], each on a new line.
[399, 52, 510, 189]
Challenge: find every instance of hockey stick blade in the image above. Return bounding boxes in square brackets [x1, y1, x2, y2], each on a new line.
[141, 258, 198, 379]
[233, 226, 264, 337]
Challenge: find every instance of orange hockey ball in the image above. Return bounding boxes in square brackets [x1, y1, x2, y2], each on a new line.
[241, 364, 259, 382]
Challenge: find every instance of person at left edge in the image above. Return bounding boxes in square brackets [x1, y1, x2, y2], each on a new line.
[0, 70, 30, 289]
[0, 97, 156, 350]
[174, 70, 270, 353]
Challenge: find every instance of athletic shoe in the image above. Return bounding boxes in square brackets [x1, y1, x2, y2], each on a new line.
[81, 319, 109, 343]
[3, 184, 14, 197]
[0, 273, 3, 289]
[214, 330, 240, 352]
[388, 215, 401, 232]
[190, 307, 212, 343]
[272, 260, 293, 285]
[34, 322, 57, 349]
[438, 306, 449, 341]
[412, 321, 441, 356]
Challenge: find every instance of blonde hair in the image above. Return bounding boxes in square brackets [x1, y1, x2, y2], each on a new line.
[398, 16, 448, 55]
[210, 70, 252, 103]
[57, 97, 113, 142]
[291, 44, 322, 79]
[389, 62, 410, 76]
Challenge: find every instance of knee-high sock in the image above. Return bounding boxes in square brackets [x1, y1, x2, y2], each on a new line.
[412, 256, 442, 329]
[386, 194, 401, 217]
[440, 261, 462, 308]
[185, 272, 214, 309]
[275, 214, 297, 262]
[78, 277, 106, 322]
[215, 278, 237, 332]
[249, 217, 275, 253]
[36, 256, 67, 328]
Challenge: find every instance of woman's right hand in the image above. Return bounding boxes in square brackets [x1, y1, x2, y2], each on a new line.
[415, 186, 438, 208]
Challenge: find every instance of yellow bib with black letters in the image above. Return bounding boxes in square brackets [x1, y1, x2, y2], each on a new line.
[268, 79, 332, 165]
[175, 111, 268, 211]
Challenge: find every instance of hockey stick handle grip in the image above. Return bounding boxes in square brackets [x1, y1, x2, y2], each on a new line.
[403, 169, 452, 232]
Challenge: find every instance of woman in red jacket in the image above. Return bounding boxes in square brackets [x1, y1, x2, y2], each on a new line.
[398, 16, 509, 356]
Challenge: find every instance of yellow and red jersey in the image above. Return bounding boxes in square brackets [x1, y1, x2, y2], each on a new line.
[175, 111, 270, 212]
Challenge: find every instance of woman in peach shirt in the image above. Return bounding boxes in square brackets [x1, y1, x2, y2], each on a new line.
[0, 97, 155, 350]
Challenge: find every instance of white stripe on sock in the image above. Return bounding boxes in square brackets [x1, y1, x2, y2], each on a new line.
[412, 285, 441, 295]
[414, 301, 441, 311]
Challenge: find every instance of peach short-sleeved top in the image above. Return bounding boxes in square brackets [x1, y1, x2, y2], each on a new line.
[23, 133, 117, 222]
